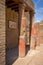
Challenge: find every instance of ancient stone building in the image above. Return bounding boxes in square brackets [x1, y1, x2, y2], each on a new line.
[0, 0, 35, 65]
[34, 22, 43, 44]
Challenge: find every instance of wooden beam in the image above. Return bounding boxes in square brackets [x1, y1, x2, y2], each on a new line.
[6, 0, 14, 5]
[11, 5, 18, 9]
[7, 3, 14, 6]
[11, 7, 19, 10]
[7, 3, 18, 8]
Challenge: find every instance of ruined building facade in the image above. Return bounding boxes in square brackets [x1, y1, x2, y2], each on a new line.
[0, 0, 35, 65]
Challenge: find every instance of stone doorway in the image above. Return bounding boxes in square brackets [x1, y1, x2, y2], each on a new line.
[6, 2, 19, 65]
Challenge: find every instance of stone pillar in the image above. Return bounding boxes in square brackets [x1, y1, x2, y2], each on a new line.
[30, 12, 35, 49]
[0, 0, 6, 65]
[19, 4, 26, 57]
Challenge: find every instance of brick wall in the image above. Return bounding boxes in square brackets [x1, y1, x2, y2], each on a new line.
[0, 0, 6, 65]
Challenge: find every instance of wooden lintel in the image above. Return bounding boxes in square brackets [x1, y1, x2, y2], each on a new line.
[7, 3, 14, 6]
[7, 3, 19, 8]
[11, 7, 19, 10]
[6, 0, 14, 5]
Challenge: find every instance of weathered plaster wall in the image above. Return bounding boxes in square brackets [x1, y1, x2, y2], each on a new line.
[6, 8, 18, 48]
[25, 12, 30, 45]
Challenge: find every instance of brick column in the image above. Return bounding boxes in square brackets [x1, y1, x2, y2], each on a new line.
[19, 4, 26, 57]
[0, 0, 6, 65]
[30, 12, 35, 49]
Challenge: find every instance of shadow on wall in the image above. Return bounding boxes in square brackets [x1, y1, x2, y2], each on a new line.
[6, 46, 19, 65]
[26, 45, 30, 55]
[5, 0, 20, 64]
[5, 45, 30, 65]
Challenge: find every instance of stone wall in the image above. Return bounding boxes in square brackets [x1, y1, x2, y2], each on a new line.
[39, 23, 43, 44]
[34, 22, 43, 44]
[0, 0, 6, 65]
[6, 8, 18, 48]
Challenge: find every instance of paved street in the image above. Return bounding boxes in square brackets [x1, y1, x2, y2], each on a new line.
[12, 44, 43, 65]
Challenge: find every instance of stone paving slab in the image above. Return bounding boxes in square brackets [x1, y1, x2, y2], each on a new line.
[12, 44, 43, 65]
